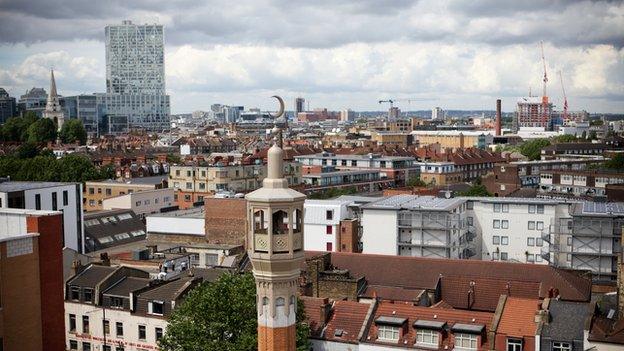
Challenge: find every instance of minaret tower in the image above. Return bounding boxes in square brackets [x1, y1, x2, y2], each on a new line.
[246, 106, 305, 351]
[43, 69, 65, 131]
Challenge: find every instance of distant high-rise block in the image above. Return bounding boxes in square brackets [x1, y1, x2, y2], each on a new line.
[0, 87, 16, 123]
[104, 20, 170, 131]
[432, 106, 444, 120]
[294, 97, 305, 115]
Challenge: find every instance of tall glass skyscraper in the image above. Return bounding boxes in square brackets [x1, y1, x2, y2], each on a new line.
[103, 20, 170, 131]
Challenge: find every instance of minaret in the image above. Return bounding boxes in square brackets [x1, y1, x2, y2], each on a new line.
[43, 69, 65, 131]
[246, 126, 305, 351]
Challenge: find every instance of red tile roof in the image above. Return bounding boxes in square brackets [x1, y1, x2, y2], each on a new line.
[307, 252, 591, 302]
[440, 276, 541, 312]
[324, 300, 371, 343]
[360, 285, 425, 303]
[497, 297, 540, 337]
[366, 301, 494, 349]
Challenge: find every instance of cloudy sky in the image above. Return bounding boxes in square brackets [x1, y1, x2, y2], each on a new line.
[0, 0, 623, 113]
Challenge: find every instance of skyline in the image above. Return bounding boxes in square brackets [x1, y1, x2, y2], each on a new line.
[0, 0, 623, 114]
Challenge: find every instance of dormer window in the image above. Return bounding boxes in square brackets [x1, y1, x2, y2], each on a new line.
[375, 316, 406, 343]
[414, 320, 446, 348]
[451, 323, 483, 351]
[83, 288, 93, 303]
[70, 286, 80, 300]
[149, 300, 164, 315]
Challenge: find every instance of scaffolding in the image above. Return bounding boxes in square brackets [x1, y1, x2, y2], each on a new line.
[397, 211, 471, 259]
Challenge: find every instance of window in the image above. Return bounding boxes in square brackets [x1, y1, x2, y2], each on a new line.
[502, 204, 509, 213]
[493, 236, 500, 245]
[150, 301, 164, 315]
[106, 188, 112, 196]
[69, 340, 78, 350]
[69, 314, 76, 332]
[103, 346, 111, 351]
[138, 325, 146, 340]
[326, 225, 333, 235]
[528, 238, 535, 246]
[52, 192, 58, 210]
[536, 254, 543, 263]
[553, 342, 571, 351]
[110, 296, 124, 308]
[492, 252, 499, 260]
[467, 216, 473, 225]
[527, 254, 535, 263]
[501, 236, 509, 245]
[507, 338, 522, 351]
[416, 329, 439, 346]
[103, 320, 110, 335]
[70, 286, 80, 300]
[529, 204, 536, 213]
[454, 333, 477, 350]
[466, 201, 474, 210]
[82, 342, 91, 351]
[63, 190, 69, 206]
[326, 242, 333, 251]
[35, 194, 41, 210]
[135, 201, 141, 207]
[116, 322, 124, 337]
[184, 195, 191, 201]
[494, 203, 501, 212]
[536, 238, 543, 247]
[501, 220, 509, 229]
[116, 347, 124, 351]
[186, 182, 192, 189]
[536, 221, 544, 230]
[82, 315, 90, 334]
[326, 210, 334, 220]
[377, 325, 400, 341]
[537, 205, 544, 214]
[493, 220, 501, 229]
[97, 188, 102, 194]
[528, 221, 536, 230]
[88, 187, 94, 195]
[83, 288, 93, 303]
[155, 327, 163, 341]
[501, 252, 508, 261]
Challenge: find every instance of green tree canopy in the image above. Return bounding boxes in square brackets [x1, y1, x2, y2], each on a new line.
[519, 138, 551, 161]
[1, 112, 38, 142]
[59, 119, 88, 145]
[26, 118, 57, 143]
[553, 134, 577, 143]
[407, 176, 427, 187]
[604, 153, 624, 170]
[159, 272, 310, 351]
[459, 184, 492, 197]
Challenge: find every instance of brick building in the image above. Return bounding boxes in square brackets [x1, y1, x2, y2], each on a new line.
[0, 208, 65, 351]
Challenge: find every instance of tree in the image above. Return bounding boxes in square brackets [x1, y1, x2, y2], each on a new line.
[553, 134, 577, 143]
[519, 138, 550, 161]
[459, 184, 492, 197]
[588, 131, 597, 140]
[159, 272, 310, 351]
[407, 176, 427, 187]
[1, 112, 38, 142]
[26, 118, 57, 143]
[14, 142, 41, 159]
[59, 119, 87, 145]
[604, 153, 624, 170]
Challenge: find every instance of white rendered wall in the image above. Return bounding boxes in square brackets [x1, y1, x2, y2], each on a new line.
[65, 301, 167, 351]
[24, 184, 83, 252]
[146, 215, 205, 236]
[361, 209, 398, 255]
[303, 201, 349, 252]
[103, 188, 174, 217]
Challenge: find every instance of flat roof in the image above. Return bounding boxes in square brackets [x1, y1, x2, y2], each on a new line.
[148, 207, 205, 219]
[571, 202, 624, 216]
[88, 175, 167, 186]
[363, 194, 465, 211]
[302, 169, 380, 178]
[294, 153, 414, 161]
[0, 181, 78, 192]
[411, 130, 494, 136]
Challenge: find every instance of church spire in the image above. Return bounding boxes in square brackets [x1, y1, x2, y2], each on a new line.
[44, 69, 65, 132]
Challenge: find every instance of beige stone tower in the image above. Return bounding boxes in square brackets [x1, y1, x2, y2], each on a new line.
[246, 135, 305, 351]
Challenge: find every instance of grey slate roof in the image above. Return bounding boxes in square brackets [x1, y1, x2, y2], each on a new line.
[0, 181, 77, 192]
[68, 265, 116, 288]
[103, 276, 150, 297]
[540, 300, 588, 341]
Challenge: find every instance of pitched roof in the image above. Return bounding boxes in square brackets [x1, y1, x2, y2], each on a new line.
[540, 300, 587, 341]
[103, 276, 150, 297]
[497, 298, 540, 337]
[315, 252, 591, 302]
[440, 276, 541, 312]
[366, 301, 493, 348]
[360, 285, 425, 303]
[324, 300, 371, 343]
[68, 264, 117, 288]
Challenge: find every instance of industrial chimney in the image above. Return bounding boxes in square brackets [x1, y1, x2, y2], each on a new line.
[495, 99, 502, 136]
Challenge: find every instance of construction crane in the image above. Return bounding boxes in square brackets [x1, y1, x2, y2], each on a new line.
[378, 98, 433, 108]
[540, 41, 549, 127]
[558, 70, 568, 122]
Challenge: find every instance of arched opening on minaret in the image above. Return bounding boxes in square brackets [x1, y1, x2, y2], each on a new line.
[254, 210, 267, 234]
[272, 210, 289, 234]
[293, 209, 302, 233]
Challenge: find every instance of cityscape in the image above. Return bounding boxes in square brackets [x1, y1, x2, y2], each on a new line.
[1, 1, 624, 351]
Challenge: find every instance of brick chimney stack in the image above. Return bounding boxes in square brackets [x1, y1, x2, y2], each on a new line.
[495, 99, 502, 136]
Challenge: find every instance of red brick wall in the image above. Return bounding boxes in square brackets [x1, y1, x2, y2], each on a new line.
[27, 213, 66, 351]
[338, 219, 360, 253]
[258, 325, 296, 351]
[204, 198, 247, 246]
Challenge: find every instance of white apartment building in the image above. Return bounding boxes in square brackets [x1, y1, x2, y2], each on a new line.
[0, 181, 85, 252]
[360, 195, 474, 259]
[146, 207, 205, 239]
[304, 199, 354, 252]
[103, 188, 175, 217]
[467, 197, 572, 265]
